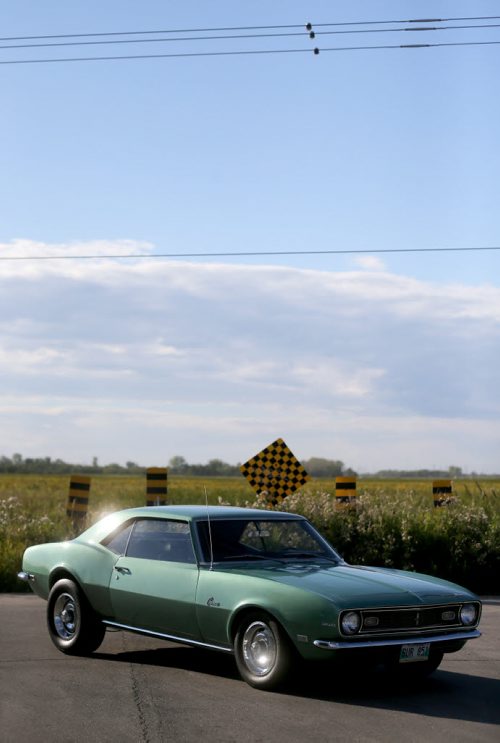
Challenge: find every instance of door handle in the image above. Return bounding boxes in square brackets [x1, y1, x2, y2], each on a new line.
[114, 566, 131, 575]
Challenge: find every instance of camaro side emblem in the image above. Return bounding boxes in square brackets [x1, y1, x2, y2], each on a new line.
[207, 597, 221, 607]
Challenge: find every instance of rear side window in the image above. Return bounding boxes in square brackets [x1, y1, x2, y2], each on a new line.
[102, 522, 134, 555]
[126, 519, 196, 564]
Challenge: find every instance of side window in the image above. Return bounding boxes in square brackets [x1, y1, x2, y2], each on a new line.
[101, 522, 134, 555]
[126, 519, 196, 564]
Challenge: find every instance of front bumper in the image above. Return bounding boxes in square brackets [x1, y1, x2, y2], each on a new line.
[314, 628, 481, 650]
[17, 571, 35, 583]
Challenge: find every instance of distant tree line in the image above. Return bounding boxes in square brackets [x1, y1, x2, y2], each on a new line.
[0, 453, 244, 476]
[300, 457, 356, 478]
[370, 466, 465, 479]
[167, 456, 356, 478]
[168, 456, 240, 476]
[0, 454, 141, 475]
[0, 454, 494, 479]
[0, 453, 356, 477]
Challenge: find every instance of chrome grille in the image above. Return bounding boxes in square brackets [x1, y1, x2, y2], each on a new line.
[353, 603, 478, 635]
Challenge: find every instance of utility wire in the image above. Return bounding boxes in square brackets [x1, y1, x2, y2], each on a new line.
[0, 47, 310, 65]
[0, 15, 498, 42]
[2, 247, 500, 262]
[1, 23, 499, 51]
[0, 30, 313, 52]
[0, 39, 499, 65]
[322, 40, 500, 52]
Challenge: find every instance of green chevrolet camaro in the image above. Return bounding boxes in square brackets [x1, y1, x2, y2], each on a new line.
[18, 505, 481, 690]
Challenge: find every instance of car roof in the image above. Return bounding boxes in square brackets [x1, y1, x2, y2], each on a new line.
[118, 505, 305, 521]
[80, 505, 305, 543]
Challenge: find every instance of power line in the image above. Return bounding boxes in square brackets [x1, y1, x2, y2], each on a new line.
[1, 23, 499, 52]
[0, 39, 499, 65]
[0, 47, 311, 65]
[323, 40, 500, 52]
[0, 31, 311, 52]
[2, 246, 500, 262]
[0, 15, 498, 42]
[314, 15, 500, 27]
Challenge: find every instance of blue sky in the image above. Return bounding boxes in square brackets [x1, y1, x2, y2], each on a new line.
[1, 1, 499, 472]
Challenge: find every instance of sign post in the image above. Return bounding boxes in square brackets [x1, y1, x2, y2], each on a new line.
[146, 467, 168, 506]
[335, 476, 357, 507]
[433, 480, 454, 507]
[66, 475, 91, 526]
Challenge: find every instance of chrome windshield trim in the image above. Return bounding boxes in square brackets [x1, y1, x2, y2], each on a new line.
[17, 571, 35, 582]
[314, 629, 481, 650]
[102, 620, 234, 654]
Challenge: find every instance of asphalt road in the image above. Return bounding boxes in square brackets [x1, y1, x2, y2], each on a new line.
[1, 595, 499, 743]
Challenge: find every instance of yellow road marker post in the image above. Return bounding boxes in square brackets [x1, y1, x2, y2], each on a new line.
[146, 467, 168, 506]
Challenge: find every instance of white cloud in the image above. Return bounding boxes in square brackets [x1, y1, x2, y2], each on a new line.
[1, 240, 499, 470]
[353, 255, 386, 271]
[153, 343, 185, 357]
[1, 238, 153, 260]
[291, 361, 385, 398]
[0, 345, 66, 373]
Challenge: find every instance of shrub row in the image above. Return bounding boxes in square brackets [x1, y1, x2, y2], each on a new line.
[269, 488, 500, 594]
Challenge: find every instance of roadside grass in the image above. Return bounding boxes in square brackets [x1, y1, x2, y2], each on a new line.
[1, 474, 499, 593]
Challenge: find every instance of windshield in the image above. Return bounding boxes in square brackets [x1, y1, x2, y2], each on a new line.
[196, 518, 341, 564]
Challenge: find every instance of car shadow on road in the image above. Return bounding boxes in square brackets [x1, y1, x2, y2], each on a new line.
[287, 663, 500, 726]
[92, 639, 500, 726]
[93, 643, 241, 681]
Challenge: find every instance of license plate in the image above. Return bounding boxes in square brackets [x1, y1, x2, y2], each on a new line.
[399, 643, 430, 663]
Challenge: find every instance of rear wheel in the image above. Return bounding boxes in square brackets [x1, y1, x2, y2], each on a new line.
[47, 578, 105, 655]
[234, 611, 295, 690]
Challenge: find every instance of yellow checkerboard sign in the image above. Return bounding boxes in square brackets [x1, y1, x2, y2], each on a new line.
[240, 438, 310, 505]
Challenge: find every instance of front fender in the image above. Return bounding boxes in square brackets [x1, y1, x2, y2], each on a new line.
[195, 568, 337, 654]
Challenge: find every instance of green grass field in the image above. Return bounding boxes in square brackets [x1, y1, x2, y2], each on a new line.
[1, 474, 499, 592]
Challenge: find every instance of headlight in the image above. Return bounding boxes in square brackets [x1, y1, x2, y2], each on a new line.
[459, 603, 477, 626]
[341, 611, 361, 635]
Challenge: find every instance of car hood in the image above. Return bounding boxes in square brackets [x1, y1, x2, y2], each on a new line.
[228, 562, 476, 609]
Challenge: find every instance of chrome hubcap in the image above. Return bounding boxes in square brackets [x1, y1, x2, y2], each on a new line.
[53, 593, 79, 640]
[242, 621, 277, 676]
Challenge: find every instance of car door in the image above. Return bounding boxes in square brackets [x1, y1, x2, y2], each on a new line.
[108, 518, 200, 639]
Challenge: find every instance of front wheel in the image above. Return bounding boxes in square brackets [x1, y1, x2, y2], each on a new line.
[234, 611, 295, 690]
[47, 578, 105, 655]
